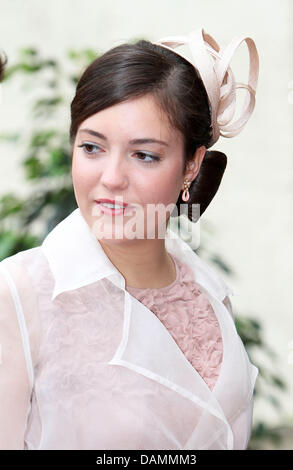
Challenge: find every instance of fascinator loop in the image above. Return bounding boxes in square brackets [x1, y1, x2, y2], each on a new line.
[153, 28, 259, 147]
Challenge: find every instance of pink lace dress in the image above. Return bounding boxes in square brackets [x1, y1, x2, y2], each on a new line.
[126, 253, 223, 390]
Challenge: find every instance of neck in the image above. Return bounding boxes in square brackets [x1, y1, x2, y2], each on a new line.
[98, 237, 176, 289]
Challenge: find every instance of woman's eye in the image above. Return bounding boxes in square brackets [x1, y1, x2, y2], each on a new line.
[77, 143, 101, 154]
[77, 144, 160, 163]
[135, 152, 160, 164]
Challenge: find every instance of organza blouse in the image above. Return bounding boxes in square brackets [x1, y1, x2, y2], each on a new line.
[0, 208, 258, 450]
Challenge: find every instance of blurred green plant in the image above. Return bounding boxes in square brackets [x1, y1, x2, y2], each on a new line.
[0, 46, 290, 450]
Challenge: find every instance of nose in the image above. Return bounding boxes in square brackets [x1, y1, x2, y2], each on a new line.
[100, 151, 128, 192]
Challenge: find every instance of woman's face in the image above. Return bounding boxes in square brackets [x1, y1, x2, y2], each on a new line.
[72, 94, 200, 243]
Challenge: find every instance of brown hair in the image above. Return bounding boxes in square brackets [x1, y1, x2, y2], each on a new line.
[70, 40, 227, 220]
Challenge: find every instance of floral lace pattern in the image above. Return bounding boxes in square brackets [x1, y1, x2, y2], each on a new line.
[127, 254, 223, 390]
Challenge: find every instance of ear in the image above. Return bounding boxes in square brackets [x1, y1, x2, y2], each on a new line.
[183, 145, 206, 183]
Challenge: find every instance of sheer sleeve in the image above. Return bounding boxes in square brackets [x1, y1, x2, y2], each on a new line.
[222, 294, 256, 449]
[231, 394, 255, 449]
[0, 258, 40, 449]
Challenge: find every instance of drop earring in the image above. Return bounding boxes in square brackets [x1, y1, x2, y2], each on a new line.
[182, 179, 191, 202]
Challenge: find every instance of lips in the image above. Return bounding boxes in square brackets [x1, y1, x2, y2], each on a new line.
[95, 198, 129, 208]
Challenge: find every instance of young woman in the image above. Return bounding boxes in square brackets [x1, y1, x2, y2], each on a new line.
[0, 29, 259, 450]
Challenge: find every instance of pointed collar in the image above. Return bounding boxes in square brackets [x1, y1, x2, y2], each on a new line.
[41, 208, 234, 302]
[41, 208, 125, 300]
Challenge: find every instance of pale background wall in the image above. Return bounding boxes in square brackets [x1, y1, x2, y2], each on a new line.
[0, 0, 292, 435]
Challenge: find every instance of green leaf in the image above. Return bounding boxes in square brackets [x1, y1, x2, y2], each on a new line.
[0, 132, 21, 142]
[209, 254, 234, 275]
[270, 375, 287, 390]
[0, 231, 18, 259]
[47, 148, 71, 176]
[0, 194, 24, 218]
[23, 155, 46, 179]
[19, 47, 38, 57]
[30, 130, 56, 147]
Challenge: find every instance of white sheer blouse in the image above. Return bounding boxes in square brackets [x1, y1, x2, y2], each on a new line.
[0, 208, 258, 450]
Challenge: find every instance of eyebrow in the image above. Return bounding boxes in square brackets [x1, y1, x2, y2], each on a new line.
[79, 128, 169, 147]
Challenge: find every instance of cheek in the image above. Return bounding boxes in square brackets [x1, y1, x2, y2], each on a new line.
[72, 157, 98, 194]
[141, 168, 182, 204]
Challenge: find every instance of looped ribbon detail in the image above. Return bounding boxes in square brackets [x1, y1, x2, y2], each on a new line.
[153, 28, 259, 147]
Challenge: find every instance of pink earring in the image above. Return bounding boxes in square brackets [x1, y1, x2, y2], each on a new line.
[182, 179, 191, 202]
